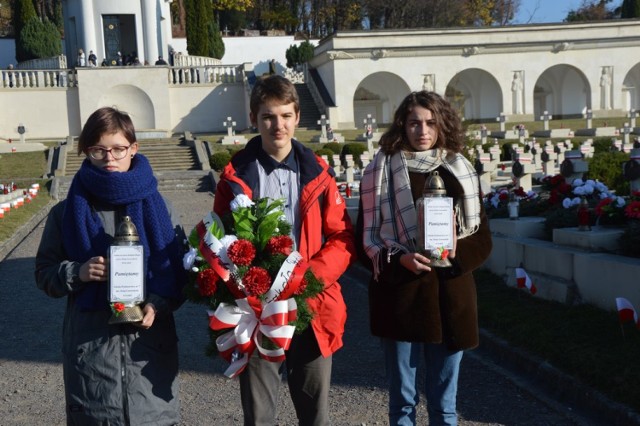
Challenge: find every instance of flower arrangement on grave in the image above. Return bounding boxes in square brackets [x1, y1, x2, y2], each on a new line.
[595, 190, 640, 225]
[183, 194, 323, 378]
[483, 185, 538, 218]
[558, 178, 611, 210]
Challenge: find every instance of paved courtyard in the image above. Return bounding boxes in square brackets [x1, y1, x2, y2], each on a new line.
[0, 190, 606, 425]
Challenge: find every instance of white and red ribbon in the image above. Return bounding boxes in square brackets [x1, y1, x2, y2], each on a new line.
[208, 297, 297, 378]
[264, 251, 308, 303]
[515, 267, 537, 295]
[616, 297, 640, 329]
[196, 212, 234, 282]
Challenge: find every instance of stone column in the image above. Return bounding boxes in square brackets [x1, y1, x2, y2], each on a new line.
[79, 0, 97, 58]
[142, 0, 159, 65]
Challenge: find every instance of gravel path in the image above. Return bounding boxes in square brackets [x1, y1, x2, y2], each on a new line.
[0, 191, 602, 425]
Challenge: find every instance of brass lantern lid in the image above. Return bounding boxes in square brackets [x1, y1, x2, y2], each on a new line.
[114, 216, 140, 243]
[424, 171, 447, 196]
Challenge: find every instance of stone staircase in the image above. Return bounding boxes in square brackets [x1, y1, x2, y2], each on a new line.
[52, 137, 214, 199]
[294, 83, 323, 129]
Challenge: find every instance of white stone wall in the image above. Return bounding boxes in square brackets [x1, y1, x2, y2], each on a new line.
[0, 67, 248, 140]
[311, 21, 640, 128]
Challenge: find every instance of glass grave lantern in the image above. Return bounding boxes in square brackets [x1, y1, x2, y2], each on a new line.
[108, 216, 145, 324]
[415, 171, 454, 268]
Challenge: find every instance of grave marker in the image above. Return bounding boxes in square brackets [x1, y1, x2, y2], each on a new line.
[540, 111, 552, 131]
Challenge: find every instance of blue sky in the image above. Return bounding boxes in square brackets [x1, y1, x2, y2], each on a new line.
[513, 0, 594, 24]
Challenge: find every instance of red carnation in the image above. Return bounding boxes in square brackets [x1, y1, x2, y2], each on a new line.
[243, 267, 271, 296]
[498, 192, 508, 202]
[112, 302, 125, 315]
[197, 268, 219, 296]
[227, 239, 256, 266]
[625, 201, 640, 220]
[595, 198, 613, 217]
[266, 235, 294, 256]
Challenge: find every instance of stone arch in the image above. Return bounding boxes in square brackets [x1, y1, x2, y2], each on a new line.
[622, 62, 640, 111]
[445, 68, 502, 121]
[98, 84, 155, 129]
[352, 72, 411, 125]
[533, 64, 589, 119]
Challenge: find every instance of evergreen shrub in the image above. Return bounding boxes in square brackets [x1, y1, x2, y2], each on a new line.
[587, 151, 629, 195]
[322, 142, 342, 154]
[341, 143, 366, 168]
[210, 150, 231, 171]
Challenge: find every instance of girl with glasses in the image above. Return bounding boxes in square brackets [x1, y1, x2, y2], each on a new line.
[35, 107, 186, 425]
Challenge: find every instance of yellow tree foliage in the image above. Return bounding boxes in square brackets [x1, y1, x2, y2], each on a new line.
[212, 0, 254, 11]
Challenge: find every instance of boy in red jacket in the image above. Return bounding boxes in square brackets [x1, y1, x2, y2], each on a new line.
[213, 75, 356, 425]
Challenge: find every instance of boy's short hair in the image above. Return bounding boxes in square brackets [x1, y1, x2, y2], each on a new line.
[250, 75, 300, 116]
[77, 107, 137, 155]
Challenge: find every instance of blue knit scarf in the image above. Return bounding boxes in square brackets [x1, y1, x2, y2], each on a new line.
[62, 155, 185, 311]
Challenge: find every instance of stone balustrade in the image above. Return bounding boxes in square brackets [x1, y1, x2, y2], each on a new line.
[167, 64, 243, 85]
[1, 69, 78, 89]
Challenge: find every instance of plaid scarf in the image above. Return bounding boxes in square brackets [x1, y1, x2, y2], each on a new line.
[360, 149, 481, 279]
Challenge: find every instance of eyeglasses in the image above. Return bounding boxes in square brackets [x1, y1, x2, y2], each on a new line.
[87, 145, 132, 160]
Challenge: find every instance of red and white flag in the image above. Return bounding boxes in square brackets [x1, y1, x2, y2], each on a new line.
[515, 267, 537, 295]
[615, 297, 640, 329]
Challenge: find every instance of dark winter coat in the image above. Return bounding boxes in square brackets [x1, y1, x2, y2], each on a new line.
[35, 200, 183, 425]
[357, 166, 492, 351]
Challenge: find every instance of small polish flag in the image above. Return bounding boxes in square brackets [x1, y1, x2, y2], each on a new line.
[515, 267, 537, 295]
[615, 297, 640, 329]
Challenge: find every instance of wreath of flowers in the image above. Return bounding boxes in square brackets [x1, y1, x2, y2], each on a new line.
[183, 195, 324, 378]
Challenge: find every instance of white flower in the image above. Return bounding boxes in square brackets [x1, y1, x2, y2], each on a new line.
[526, 190, 538, 199]
[582, 184, 594, 195]
[230, 194, 254, 212]
[573, 186, 586, 196]
[615, 196, 626, 207]
[562, 198, 573, 209]
[595, 181, 608, 193]
[191, 266, 199, 273]
[572, 178, 584, 187]
[571, 197, 582, 206]
[183, 247, 197, 270]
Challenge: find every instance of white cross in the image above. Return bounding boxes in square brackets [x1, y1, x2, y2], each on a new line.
[317, 115, 329, 138]
[223, 117, 236, 136]
[496, 113, 507, 132]
[540, 110, 552, 131]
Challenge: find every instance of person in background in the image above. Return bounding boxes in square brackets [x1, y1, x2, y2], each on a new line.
[357, 91, 492, 425]
[5, 64, 14, 87]
[76, 48, 85, 67]
[35, 107, 186, 425]
[155, 56, 168, 66]
[213, 74, 356, 425]
[88, 50, 97, 67]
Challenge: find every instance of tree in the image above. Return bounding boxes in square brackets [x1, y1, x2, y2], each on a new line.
[0, 0, 14, 37]
[16, 17, 61, 61]
[185, 0, 210, 56]
[621, 0, 640, 17]
[208, 19, 225, 59]
[285, 40, 314, 69]
[14, 0, 39, 62]
[565, 0, 615, 21]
